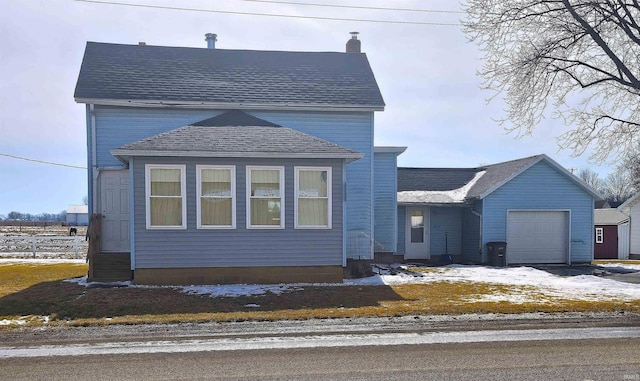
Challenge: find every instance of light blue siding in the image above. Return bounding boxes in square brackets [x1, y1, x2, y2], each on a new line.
[251, 111, 374, 259]
[91, 106, 375, 260]
[133, 157, 344, 269]
[397, 206, 406, 254]
[482, 161, 594, 263]
[373, 152, 398, 252]
[94, 106, 221, 167]
[461, 206, 481, 262]
[430, 207, 463, 256]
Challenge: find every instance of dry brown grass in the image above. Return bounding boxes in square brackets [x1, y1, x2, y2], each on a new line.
[1, 263, 639, 329]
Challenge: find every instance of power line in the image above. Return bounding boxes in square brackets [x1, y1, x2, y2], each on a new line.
[0, 153, 87, 170]
[238, 0, 465, 14]
[73, 0, 461, 26]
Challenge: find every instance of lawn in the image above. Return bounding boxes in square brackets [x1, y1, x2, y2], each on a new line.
[1, 261, 639, 328]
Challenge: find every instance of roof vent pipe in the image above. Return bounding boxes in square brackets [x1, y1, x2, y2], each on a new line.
[205, 33, 217, 49]
[346, 31, 361, 53]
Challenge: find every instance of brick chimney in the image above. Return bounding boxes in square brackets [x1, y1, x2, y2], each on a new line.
[205, 33, 217, 49]
[346, 32, 361, 53]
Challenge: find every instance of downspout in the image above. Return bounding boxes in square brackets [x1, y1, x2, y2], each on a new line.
[471, 207, 483, 262]
[342, 159, 347, 268]
[129, 157, 135, 277]
[90, 104, 98, 214]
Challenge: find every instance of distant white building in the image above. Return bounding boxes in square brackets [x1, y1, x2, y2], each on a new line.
[66, 205, 89, 226]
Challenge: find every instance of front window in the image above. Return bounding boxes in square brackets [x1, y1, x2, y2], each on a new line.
[197, 166, 235, 228]
[146, 165, 186, 229]
[295, 167, 331, 229]
[410, 210, 424, 243]
[595, 227, 603, 244]
[247, 166, 284, 228]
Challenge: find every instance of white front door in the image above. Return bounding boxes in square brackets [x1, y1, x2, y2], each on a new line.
[100, 170, 130, 252]
[405, 206, 430, 259]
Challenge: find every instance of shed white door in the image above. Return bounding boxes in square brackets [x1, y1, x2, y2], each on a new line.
[100, 170, 130, 252]
[405, 206, 430, 259]
[506, 211, 568, 264]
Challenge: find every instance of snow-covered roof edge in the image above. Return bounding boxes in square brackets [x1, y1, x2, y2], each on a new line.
[398, 170, 486, 204]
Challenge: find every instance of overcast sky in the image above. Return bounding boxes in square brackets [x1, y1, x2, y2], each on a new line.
[0, 0, 614, 216]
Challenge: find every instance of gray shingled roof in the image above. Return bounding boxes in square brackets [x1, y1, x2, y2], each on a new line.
[398, 168, 482, 192]
[111, 111, 363, 162]
[74, 42, 385, 109]
[398, 154, 600, 205]
[466, 155, 543, 199]
[594, 209, 629, 225]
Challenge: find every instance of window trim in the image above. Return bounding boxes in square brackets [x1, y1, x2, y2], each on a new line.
[145, 164, 187, 230]
[246, 166, 285, 229]
[595, 227, 604, 244]
[294, 166, 332, 229]
[196, 165, 236, 229]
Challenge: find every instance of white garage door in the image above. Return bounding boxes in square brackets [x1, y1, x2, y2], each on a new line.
[506, 211, 568, 264]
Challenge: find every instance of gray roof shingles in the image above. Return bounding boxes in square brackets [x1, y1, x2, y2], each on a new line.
[398, 155, 546, 203]
[397, 168, 481, 192]
[74, 42, 385, 109]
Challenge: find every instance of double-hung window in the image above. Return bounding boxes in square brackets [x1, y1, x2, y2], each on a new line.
[247, 166, 284, 228]
[295, 167, 331, 229]
[197, 165, 235, 229]
[145, 165, 186, 229]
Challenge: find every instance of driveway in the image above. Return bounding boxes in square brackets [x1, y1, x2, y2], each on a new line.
[534, 263, 640, 284]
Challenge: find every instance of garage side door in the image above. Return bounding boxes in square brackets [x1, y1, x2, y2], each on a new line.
[506, 211, 568, 264]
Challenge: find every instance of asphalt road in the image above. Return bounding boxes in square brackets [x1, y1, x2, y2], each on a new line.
[2, 338, 639, 381]
[2, 322, 640, 381]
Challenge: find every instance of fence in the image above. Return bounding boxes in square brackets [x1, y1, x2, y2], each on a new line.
[0, 235, 88, 259]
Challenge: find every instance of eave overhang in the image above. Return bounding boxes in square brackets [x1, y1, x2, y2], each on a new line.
[75, 98, 385, 112]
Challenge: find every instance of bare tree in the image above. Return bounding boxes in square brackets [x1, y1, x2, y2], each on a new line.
[464, 1, 640, 162]
[576, 167, 604, 192]
[602, 170, 635, 202]
[620, 150, 640, 192]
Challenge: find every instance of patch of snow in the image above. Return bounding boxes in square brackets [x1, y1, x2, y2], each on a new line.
[347, 265, 640, 302]
[244, 304, 261, 308]
[0, 317, 28, 326]
[596, 261, 640, 271]
[64, 277, 133, 288]
[182, 284, 305, 298]
[0, 259, 86, 264]
[398, 170, 485, 204]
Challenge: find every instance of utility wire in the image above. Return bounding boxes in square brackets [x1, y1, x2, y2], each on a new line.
[74, 0, 461, 26]
[237, 0, 465, 14]
[0, 153, 87, 170]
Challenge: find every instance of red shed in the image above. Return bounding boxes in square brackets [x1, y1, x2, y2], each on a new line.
[594, 209, 629, 260]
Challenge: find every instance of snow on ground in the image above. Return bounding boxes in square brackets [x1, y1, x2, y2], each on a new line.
[0, 258, 86, 265]
[596, 261, 640, 271]
[57, 264, 640, 304]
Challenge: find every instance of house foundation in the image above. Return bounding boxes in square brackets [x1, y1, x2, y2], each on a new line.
[134, 266, 343, 285]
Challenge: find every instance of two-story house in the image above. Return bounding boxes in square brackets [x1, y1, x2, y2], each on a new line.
[75, 33, 400, 284]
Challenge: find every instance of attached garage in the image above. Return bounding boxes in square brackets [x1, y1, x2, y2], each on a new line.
[506, 211, 569, 264]
[395, 154, 601, 265]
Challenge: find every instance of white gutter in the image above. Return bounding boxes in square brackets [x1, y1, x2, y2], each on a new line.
[111, 150, 364, 163]
[75, 98, 385, 112]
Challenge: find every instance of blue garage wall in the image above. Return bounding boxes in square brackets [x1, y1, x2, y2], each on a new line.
[482, 160, 594, 263]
